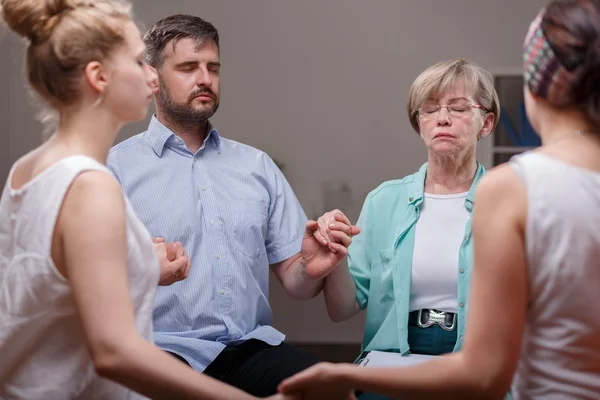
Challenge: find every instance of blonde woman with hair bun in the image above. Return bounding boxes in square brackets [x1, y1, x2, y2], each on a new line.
[0, 0, 289, 399]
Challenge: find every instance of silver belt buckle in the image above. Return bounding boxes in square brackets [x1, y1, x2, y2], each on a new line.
[417, 309, 456, 331]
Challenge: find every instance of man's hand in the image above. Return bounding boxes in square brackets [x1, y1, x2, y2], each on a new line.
[301, 210, 360, 280]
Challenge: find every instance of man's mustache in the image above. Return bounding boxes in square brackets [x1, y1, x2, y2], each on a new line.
[189, 89, 216, 102]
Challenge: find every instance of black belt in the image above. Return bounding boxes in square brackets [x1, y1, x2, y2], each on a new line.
[409, 309, 456, 331]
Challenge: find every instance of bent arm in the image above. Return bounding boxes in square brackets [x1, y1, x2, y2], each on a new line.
[271, 253, 361, 318]
[271, 215, 360, 301]
[271, 253, 325, 300]
[322, 201, 373, 322]
[323, 262, 361, 322]
[59, 172, 256, 400]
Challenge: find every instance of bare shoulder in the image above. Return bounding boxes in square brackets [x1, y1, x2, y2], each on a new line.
[475, 164, 527, 224]
[67, 170, 123, 202]
[60, 170, 126, 229]
[477, 164, 525, 201]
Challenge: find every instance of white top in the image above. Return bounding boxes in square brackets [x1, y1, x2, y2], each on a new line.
[410, 192, 469, 313]
[0, 155, 159, 400]
[510, 152, 600, 400]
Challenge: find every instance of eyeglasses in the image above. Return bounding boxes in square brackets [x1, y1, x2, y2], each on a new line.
[417, 101, 487, 120]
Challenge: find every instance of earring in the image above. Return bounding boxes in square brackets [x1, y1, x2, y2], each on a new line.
[91, 92, 104, 109]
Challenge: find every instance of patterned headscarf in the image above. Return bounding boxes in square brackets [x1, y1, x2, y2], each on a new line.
[523, 8, 576, 106]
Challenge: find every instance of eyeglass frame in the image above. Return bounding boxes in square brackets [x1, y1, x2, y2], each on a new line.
[416, 102, 488, 120]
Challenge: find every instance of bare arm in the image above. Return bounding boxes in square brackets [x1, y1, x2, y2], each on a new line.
[271, 252, 324, 300]
[322, 262, 361, 322]
[321, 210, 368, 323]
[271, 214, 360, 301]
[280, 165, 529, 399]
[58, 171, 258, 400]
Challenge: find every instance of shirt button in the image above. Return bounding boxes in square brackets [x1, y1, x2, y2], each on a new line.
[219, 289, 225, 295]
[210, 219, 215, 225]
[460, 303, 464, 308]
[202, 186, 207, 191]
[459, 335, 464, 340]
[216, 254, 221, 259]
[460, 269, 464, 273]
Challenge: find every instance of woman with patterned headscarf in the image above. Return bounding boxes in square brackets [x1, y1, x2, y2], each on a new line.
[277, 1, 600, 399]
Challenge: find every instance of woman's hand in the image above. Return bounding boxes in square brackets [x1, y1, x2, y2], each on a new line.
[152, 237, 191, 285]
[278, 362, 357, 400]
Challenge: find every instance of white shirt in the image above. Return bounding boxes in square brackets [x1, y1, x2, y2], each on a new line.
[510, 152, 600, 399]
[410, 192, 469, 313]
[0, 156, 159, 399]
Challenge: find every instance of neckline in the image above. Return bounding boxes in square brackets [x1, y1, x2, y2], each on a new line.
[8, 155, 103, 197]
[532, 152, 600, 179]
[424, 191, 469, 199]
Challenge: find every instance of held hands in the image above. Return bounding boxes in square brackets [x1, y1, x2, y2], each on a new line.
[262, 395, 303, 400]
[152, 237, 191, 286]
[302, 210, 361, 280]
[277, 362, 357, 400]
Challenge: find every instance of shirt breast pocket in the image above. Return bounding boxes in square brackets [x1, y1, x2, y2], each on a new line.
[371, 248, 395, 303]
[231, 200, 268, 260]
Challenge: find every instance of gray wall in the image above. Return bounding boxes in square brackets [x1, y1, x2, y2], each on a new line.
[0, 32, 9, 182]
[1, 1, 548, 343]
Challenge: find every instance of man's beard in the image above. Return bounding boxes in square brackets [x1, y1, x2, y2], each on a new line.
[156, 78, 219, 126]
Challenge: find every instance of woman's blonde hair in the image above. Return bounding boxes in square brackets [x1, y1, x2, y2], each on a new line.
[406, 58, 500, 134]
[0, 0, 132, 113]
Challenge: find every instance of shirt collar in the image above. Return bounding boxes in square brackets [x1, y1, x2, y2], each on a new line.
[145, 115, 222, 157]
[408, 161, 486, 209]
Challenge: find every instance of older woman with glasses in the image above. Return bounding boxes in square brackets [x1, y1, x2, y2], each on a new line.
[315, 58, 500, 377]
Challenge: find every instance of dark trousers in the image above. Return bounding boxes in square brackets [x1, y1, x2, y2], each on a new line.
[168, 339, 319, 397]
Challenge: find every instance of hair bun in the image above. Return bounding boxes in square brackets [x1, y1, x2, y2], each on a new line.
[0, 0, 73, 42]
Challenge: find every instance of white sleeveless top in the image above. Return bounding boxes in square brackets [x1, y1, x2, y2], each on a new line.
[0, 155, 159, 399]
[509, 152, 600, 400]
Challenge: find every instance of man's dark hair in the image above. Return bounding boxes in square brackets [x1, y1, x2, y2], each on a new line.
[143, 14, 219, 69]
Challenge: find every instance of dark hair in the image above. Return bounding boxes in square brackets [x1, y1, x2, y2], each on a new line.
[543, 0, 600, 127]
[143, 14, 219, 69]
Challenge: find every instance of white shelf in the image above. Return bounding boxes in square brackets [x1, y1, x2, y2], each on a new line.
[492, 146, 537, 154]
